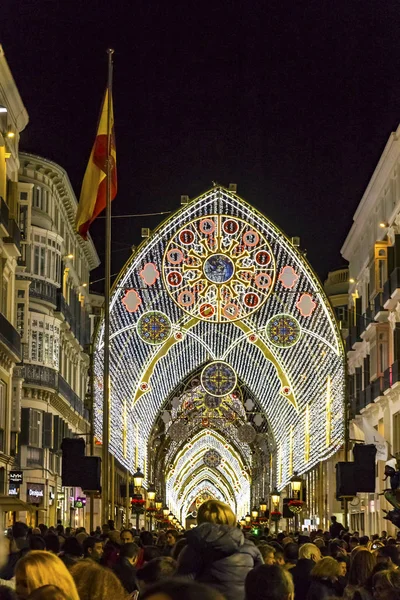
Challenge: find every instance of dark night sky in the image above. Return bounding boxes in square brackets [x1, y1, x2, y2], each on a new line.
[2, 1, 400, 290]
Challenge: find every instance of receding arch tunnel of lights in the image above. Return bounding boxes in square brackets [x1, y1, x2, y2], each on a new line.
[94, 186, 345, 509]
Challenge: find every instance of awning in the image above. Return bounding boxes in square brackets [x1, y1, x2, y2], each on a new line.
[0, 496, 35, 513]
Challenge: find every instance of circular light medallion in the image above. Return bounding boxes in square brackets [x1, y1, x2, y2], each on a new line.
[266, 313, 302, 348]
[203, 254, 235, 284]
[136, 311, 172, 345]
[201, 361, 237, 397]
[203, 449, 222, 468]
[163, 216, 275, 323]
[237, 423, 257, 443]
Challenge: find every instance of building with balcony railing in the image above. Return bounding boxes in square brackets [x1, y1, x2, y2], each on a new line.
[0, 45, 28, 504]
[342, 123, 400, 536]
[12, 153, 100, 525]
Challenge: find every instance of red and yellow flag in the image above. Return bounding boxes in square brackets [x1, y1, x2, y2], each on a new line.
[76, 89, 117, 239]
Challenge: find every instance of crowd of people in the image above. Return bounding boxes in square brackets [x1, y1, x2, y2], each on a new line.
[0, 500, 399, 600]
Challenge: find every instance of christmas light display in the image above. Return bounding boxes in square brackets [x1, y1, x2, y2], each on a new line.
[94, 186, 345, 504]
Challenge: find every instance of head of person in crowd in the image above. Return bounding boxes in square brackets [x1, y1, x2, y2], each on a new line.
[101, 523, 110, 536]
[38, 525, 47, 537]
[274, 550, 285, 566]
[335, 556, 348, 578]
[108, 530, 121, 545]
[245, 564, 294, 600]
[165, 530, 179, 547]
[387, 537, 397, 546]
[15, 551, 80, 600]
[119, 542, 139, 566]
[140, 531, 154, 547]
[330, 540, 346, 558]
[144, 545, 163, 562]
[281, 537, 293, 547]
[82, 536, 104, 561]
[381, 531, 388, 539]
[171, 538, 187, 561]
[44, 534, 60, 555]
[75, 532, 88, 546]
[349, 536, 359, 551]
[283, 543, 298, 569]
[377, 545, 400, 568]
[313, 537, 325, 549]
[310, 556, 341, 583]
[136, 557, 177, 591]
[359, 535, 369, 546]
[12, 522, 29, 549]
[197, 499, 236, 526]
[120, 529, 134, 545]
[141, 579, 225, 600]
[107, 520, 115, 532]
[348, 548, 376, 587]
[373, 569, 400, 600]
[28, 585, 70, 600]
[29, 536, 46, 551]
[70, 559, 127, 600]
[258, 544, 276, 565]
[62, 537, 83, 558]
[156, 532, 166, 547]
[298, 543, 321, 563]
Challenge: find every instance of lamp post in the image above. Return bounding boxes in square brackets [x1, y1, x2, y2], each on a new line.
[147, 484, 156, 531]
[132, 467, 145, 530]
[239, 517, 246, 527]
[271, 487, 281, 535]
[245, 513, 251, 524]
[168, 511, 174, 523]
[251, 506, 259, 522]
[290, 472, 303, 532]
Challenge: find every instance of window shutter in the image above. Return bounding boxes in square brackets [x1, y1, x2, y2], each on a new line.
[20, 408, 30, 446]
[53, 415, 62, 452]
[42, 413, 53, 448]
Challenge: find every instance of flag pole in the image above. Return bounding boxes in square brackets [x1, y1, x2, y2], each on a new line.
[102, 47, 114, 525]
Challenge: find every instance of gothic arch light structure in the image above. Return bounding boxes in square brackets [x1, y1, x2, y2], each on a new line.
[94, 186, 345, 501]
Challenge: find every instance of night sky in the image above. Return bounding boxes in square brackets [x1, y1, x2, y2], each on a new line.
[2, 1, 400, 290]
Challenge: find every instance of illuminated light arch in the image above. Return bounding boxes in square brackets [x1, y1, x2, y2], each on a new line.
[94, 186, 345, 493]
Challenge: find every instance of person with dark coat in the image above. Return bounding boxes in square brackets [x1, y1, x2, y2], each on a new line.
[290, 543, 321, 600]
[306, 556, 341, 600]
[0, 523, 29, 580]
[113, 542, 139, 594]
[330, 516, 345, 539]
[178, 500, 263, 600]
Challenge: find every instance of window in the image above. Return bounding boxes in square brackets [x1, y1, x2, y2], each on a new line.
[370, 243, 388, 295]
[30, 228, 62, 283]
[29, 410, 42, 447]
[27, 447, 43, 467]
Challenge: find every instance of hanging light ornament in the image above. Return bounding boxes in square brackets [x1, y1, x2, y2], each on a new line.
[237, 423, 256, 443]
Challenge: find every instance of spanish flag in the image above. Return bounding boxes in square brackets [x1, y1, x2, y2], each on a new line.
[76, 89, 117, 239]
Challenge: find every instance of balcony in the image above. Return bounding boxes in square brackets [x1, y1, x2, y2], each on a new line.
[373, 292, 388, 322]
[0, 311, 21, 361]
[372, 377, 384, 401]
[3, 219, 21, 256]
[383, 279, 392, 308]
[18, 365, 88, 420]
[28, 279, 57, 306]
[0, 196, 9, 237]
[383, 360, 400, 391]
[390, 268, 400, 305]
[56, 290, 72, 327]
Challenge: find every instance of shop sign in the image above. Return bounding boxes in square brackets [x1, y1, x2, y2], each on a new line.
[27, 483, 45, 504]
[9, 471, 23, 486]
[8, 485, 19, 497]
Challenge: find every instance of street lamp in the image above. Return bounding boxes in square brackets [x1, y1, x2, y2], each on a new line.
[245, 513, 251, 524]
[271, 488, 281, 507]
[251, 506, 259, 520]
[163, 505, 169, 518]
[133, 467, 144, 490]
[271, 487, 281, 535]
[147, 484, 156, 502]
[290, 472, 302, 499]
[239, 517, 246, 527]
[259, 499, 267, 513]
[155, 498, 163, 511]
[168, 512, 174, 522]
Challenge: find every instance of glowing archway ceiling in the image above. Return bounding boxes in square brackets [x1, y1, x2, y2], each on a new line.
[94, 186, 345, 488]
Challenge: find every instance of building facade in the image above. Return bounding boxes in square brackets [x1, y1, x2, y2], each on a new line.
[0, 45, 29, 506]
[342, 123, 400, 536]
[11, 153, 100, 526]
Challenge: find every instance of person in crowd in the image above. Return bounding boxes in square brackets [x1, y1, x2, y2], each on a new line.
[171, 538, 187, 561]
[245, 564, 294, 600]
[349, 537, 360, 552]
[360, 536, 369, 547]
[258, 545, 276, 565]
[380, 531, 388, 541]
[274, 550, 285, 567]
[283, 543, 298, 571]
[343, 548, 376, 600]
[0, 523, 30, 580]
[44, 534, 60, 555]
[376, 545, 400, 569]
[136, 557, 177, 592]
[290, 543, 321, 600]
[59, 537, 83, 569]
[162, 530, 179, 557]
[306, 556, 341, 600]
[70, 559, 128, 600]
[113, 542, 139, 594]
[0, 586, 17, 600]
[28, 585, 70, 600]
[29, 537, 46, 551]
[177, 499, 263, 600]
[330, 516, 345, 539]
[156, 532, 167, 548]
[140, 579, 225, 600]
[75, 532, 88, 547]
[120, 530, 134, 545]
[372, 569, 400, 600]
[82, 537, 104, 562]
[15, 551, 79, 600]
[102, 532, 121, 569]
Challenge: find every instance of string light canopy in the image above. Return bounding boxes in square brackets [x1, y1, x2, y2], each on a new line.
[94, 185, 345, 499]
